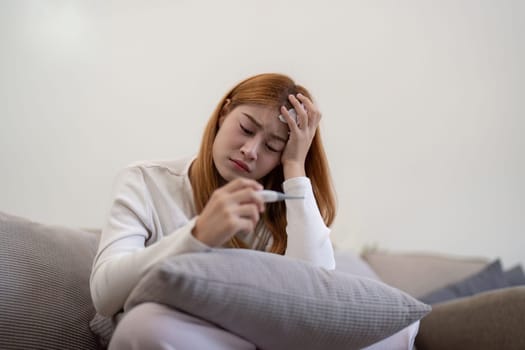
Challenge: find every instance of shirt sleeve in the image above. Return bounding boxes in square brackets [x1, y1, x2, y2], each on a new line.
[89, 166, 211, 316]
[282, 177, 336, 270]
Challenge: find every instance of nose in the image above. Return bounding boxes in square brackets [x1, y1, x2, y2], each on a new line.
[240, 138, 260, 160]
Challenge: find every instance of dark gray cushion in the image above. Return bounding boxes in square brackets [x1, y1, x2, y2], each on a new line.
[124, 248, 431, 350]
[419, 259, 509, 304]
[0, 212, 100, 350]
[504, 265, 525, 286]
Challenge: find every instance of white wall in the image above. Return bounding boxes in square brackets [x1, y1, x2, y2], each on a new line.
[1, 1, 524, 268]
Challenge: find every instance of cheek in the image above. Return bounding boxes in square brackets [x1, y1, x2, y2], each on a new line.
[221, 123, 243, 145]
[212, 129, 230, 161]
[260, 153, 281, 171]
[214, 125, 234, 148]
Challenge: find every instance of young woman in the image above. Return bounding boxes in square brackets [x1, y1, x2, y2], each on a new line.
[90, 73, 337, 349]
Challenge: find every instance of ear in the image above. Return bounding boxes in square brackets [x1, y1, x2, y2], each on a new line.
[218, 99, 231, 127]
[221, 99, 231, 116]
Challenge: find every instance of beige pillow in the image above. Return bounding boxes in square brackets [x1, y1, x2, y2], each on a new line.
[362, 250, 489, 297]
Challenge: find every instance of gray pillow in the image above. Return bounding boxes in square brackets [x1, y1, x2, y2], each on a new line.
[124, 248, 431, 350]
[504, 265, 525, 287]
[0, 211, 100, 350]
[419, 259, 509, 304]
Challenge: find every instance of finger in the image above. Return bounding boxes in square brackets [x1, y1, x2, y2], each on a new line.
[229, 205, 260, 236]
[237, 203, 261, 224]
[288, 94, 305, 113]
[288, 94, 307, 127]
[235, 217, 257, 236]
[281, 105, 300, 132]
[231, 188, 265, 212]
[296, 93, 314, 112]
[296, 93, 321, 126]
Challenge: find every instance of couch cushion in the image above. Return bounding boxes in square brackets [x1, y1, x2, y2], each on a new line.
[124, 248, 431, 350]
[504, 264, 525, 286]
[362, 250, 489, 297]
[415, 286, 525, 350]
[334, 250, 381, 280]
[419, 259, 509, 304]
[0, 212, 100, 350]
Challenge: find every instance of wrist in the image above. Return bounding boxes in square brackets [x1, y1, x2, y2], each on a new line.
[282, 160, 305, 179]
[191, 218, 208, 245]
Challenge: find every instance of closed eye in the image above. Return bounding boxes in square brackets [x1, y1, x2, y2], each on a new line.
[240, 123, 254, 135]
[266, 144, 281, 153]
[266, 141, 286, 153]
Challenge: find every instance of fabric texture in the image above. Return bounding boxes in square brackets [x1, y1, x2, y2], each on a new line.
[124, 248, 431, 350]
[89, 313, 120, 348]
[416, 286, 525, 350]
[419, 259, 510, 304]
[0, 211, 100, 350]
[334, 250, 420, 350]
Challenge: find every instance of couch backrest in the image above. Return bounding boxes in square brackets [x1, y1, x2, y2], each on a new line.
[362, 250, 489, 297]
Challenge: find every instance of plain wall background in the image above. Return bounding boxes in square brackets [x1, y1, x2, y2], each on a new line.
[1, 0, 523, 268]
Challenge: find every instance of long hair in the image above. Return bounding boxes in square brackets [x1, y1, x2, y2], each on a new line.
[190, 73, 336, 254]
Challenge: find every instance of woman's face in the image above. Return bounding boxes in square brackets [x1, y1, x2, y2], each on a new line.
[212, 104, 289, 182]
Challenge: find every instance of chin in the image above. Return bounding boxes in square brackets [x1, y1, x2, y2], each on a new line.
[216, 166, 238, 183]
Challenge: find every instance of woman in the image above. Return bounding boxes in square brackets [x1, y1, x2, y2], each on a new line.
[90, 73, 337, 349]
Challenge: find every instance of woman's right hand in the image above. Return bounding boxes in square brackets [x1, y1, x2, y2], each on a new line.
[192, 178, 265, 247]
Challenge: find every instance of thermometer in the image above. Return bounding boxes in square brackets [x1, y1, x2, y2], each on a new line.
[258, 190, 304, 203]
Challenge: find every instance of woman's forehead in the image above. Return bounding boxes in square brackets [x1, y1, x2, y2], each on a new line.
[238, 103, 278, 114]
[235, 105, 289, 135]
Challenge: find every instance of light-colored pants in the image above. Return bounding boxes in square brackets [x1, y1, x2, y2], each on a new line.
[108, 302, 256, 350]
[109, 302, 419, 350]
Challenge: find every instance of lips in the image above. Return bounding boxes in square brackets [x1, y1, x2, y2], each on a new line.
[230, 159, 250, 172]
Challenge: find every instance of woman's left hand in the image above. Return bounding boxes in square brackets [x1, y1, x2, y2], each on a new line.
[280, 93, 321, 178]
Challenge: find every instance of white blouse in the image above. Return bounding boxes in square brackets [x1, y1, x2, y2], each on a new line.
[90, 157, 335, 316]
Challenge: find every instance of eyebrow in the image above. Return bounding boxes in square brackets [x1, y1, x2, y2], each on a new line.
[242, 112, 287, 143]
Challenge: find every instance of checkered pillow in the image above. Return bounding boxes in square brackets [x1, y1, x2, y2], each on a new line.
[124, 249, 431, 350]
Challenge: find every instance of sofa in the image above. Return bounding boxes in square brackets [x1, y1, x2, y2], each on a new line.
[1, 210, 524, 350]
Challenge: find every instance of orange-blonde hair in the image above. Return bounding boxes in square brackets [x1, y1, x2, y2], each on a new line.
[190, 73, 336, 254]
